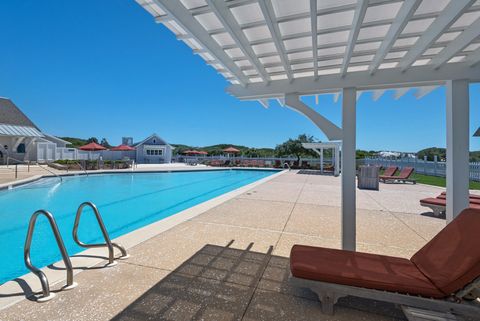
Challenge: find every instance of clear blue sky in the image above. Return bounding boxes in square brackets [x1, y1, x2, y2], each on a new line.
[1, 1, 479, 152]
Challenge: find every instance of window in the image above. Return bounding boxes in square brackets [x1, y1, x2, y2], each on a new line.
[146, 149, 163, 156]
[17, 143, 25, 153]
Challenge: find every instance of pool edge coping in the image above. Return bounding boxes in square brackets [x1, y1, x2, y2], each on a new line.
[0, 168, 287, 311]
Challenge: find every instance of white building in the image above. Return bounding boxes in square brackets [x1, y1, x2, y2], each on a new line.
[0, 97, 73, 164]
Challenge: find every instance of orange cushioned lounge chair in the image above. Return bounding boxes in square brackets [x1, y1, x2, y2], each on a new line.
[380, 166, 416, 184]
[420, 197, 480, 217]
[290, 208, 480, 320]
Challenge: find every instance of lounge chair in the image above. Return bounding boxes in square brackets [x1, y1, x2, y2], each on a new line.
[380, 167, 416, 184]
[436, 194, 480, 204]
[290, 208, 480, 320]
[381, 166, 398, 177]
[440, 192, 480, 200]
[420, 197, 480, 216]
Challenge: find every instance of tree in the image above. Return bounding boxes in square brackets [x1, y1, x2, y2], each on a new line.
[100, 138, 111, 148]
[87, 137, 99, 144]
[274, 134, 316, 162]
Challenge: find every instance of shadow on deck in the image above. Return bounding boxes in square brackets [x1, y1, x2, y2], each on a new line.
[111, 241, 406, 321]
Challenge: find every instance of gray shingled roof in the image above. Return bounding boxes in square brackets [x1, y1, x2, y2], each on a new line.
[0, 98, 39, 129]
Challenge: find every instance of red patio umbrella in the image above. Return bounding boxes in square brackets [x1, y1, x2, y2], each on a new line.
[223, 147, 240, 153]
[183, 150, 200, 155]
[197, 151, 208, 155]
[79, 142, 107, 151]
[111, 144, 135, 151]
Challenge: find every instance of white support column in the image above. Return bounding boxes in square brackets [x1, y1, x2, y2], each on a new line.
[320, 147, 324, 173]
[334, 146, 340, 177]
[341, 87, 357, 251]
[446, 79, 470, 222]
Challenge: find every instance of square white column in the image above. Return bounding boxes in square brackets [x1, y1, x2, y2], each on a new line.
[446, 80, 470, 222]
[342, 87, 356, 251]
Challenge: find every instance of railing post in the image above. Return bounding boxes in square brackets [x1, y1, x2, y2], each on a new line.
[15, 164, 18, 179]
[433, 155, 438, 176]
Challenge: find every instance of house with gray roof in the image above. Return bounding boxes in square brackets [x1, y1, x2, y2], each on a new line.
[132, 133, 173, 164]
[0, 97, 71, 164]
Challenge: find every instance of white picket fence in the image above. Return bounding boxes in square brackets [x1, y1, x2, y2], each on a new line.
[364, 157, 480, 182]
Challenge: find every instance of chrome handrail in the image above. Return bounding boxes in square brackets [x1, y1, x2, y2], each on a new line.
[24, 210, 77, 302]
[73, 160, 88, 176]
[283, 162, 291, 171]
[6, 156, 30, 170]
[73, 202, 128, 266]
[7, 157, 63, 182]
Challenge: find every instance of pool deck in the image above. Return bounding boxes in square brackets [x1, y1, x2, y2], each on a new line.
[0, 169, 477, 321]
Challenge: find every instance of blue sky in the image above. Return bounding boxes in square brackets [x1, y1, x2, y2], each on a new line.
[0, 1, 479, 152]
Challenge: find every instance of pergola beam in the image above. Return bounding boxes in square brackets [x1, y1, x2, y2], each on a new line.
[398, 0, 476, 71]
[285, 94, 342, 141]
[310, 0, 318, 79]
[414, 85, 438, 99]
[369, 0, 421, 74]
[206, 0, 270, 82]
[149, 0, 249, 85]
[258, 0, 293, 81]
[431, 17, 480, 69]
[341, 0, 369, 77]
[227, 62, 480, 100]
[394, 88, 410, 100]
[372, 89, 387, 101]
[466, 46, 480, 66]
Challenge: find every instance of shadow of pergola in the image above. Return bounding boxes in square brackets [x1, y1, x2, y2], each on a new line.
[111, 241, 405, 321]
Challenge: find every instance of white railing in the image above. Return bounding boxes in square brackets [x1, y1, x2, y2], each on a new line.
[364, 157, 480, 182]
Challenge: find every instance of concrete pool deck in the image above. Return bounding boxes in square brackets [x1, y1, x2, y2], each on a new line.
[0, 170, 476, 320]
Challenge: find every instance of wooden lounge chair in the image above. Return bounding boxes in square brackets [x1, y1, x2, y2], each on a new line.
[420, 197, 480, 217]
[381, 166, 398, 177]
[290, 208, 480, 320]
[380, 167, 416, 184]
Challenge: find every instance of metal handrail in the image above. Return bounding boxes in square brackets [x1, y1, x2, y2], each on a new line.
[73, 202, 128, 266]
[283, 162, 291, 171]
[7, 157, 63, 182]
[24, 210, 77, 302]
[6, 156, 30, 170]
[73, 160, 88, 176]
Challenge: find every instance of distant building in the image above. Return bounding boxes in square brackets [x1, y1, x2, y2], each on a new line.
[132, 134, 173, 164]
[122, 137, 133, 146]
[0, 98, 70, 164]
[0, 97, 174, 164]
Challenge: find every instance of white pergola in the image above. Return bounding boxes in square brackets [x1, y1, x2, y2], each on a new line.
[137, 0, 480, 251]
[302, 142, 341, 176]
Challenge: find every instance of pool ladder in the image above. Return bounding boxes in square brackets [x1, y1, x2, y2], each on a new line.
[24, 202, 128, 302]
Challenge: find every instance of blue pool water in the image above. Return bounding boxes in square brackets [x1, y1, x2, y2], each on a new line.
[0, 169, 276, 284]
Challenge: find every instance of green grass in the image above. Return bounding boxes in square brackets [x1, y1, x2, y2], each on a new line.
[412, 173, 480, 190]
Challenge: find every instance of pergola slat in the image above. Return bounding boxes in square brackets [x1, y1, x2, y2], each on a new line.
[149, 0, 249, 85]
[369, 0, 422, 75]
[206, 0, 270, 82]
[257, 0, 293, 81]
[431, 17, 480, 69]
[398, 0, 476, 71]
[341, 0, 369, 77]
[310, 0, 318, 79]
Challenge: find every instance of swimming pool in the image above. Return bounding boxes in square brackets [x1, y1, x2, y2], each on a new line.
[0, 169, 277, 284]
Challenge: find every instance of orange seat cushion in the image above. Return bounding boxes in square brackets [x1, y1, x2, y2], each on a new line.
[290, 245, 444, 298]
[411, 208, 480, 295]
